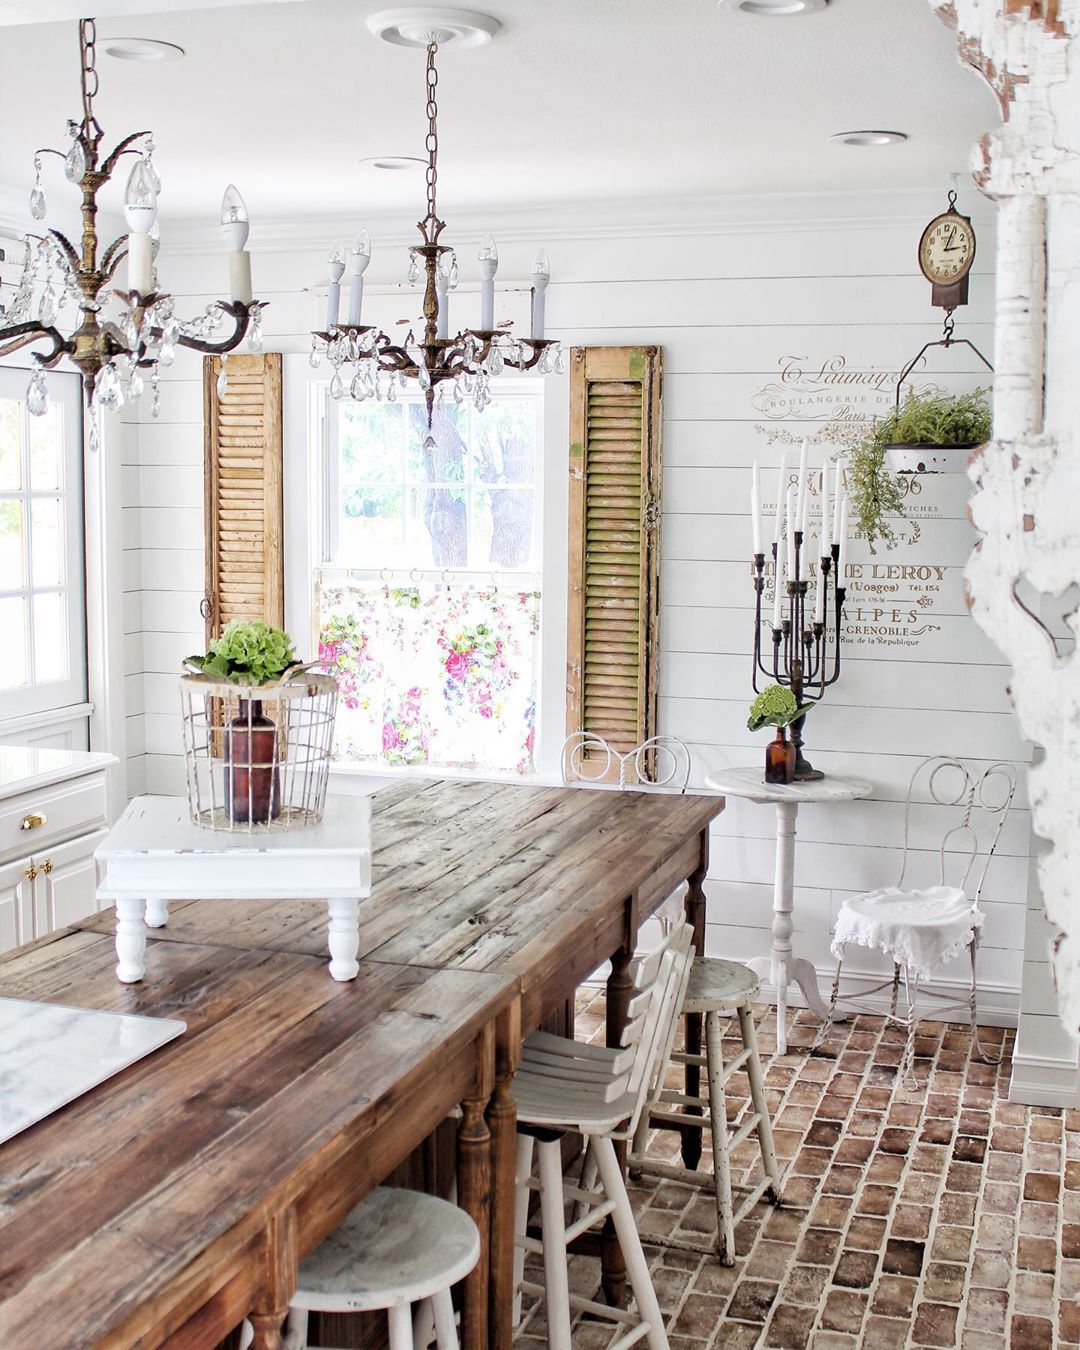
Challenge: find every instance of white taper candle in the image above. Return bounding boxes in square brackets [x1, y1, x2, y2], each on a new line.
[751, 461, 762, 555]
[773, 451, 786, 544]
[838, 494, 850, 581]
[832, 460, 843, 544]
[814, 547, 825, 622]
[786, 486, 796, 581]
[795, 439, 808, 536]
[820, 458, 831, 556]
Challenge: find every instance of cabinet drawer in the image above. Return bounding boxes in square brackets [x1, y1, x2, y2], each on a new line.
[0, 776, 109, 864]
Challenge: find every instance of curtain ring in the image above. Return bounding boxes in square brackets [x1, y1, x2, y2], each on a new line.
[442, 569, 455, 583]
[379, 567, 392, 583]
[490, 571, 499, 593]
[410, 567, 423, 583]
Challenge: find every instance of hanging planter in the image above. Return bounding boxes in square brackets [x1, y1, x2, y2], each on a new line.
[884, 441, 978, 475]
[877, 385, 991, 476]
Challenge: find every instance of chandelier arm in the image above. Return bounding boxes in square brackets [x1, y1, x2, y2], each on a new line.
[48, 228, 81, 278]
[172, 302, 264, 357]
[0, 323, 72, 366]
[100, 132, 152, 180]
[34, 147, 68, 163]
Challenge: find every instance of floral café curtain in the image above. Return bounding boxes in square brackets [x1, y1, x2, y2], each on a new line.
[316, 577, 541, 775]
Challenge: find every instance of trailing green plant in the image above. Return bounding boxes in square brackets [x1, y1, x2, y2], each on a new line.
[185, 620, 302, 686]
[825, 386, 991, 552]
[747, 684, 813, 733]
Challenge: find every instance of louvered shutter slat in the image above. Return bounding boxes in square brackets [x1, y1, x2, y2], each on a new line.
[203, 352, 284, 645]
[567, 346, 662, 781]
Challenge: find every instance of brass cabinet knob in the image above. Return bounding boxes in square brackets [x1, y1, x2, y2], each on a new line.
[24, 864, 38, 882]
[41, 859, 53, 876]
[20, 812, 47, 831]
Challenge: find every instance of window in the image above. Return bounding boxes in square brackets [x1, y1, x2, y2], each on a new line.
[0, 367, 86, 726]
[315, 385, 544, 775]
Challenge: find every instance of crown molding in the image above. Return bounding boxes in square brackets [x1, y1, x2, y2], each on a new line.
[152, 184, 998, 257]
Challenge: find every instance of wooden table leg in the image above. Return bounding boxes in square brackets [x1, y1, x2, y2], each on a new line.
[459, 1021, 495, 1350]
[487, 999, 521, 1350]
[249, 1209, 297, 1350]
[601, 939, 634, 1307]
[682, 829, 709, 1170]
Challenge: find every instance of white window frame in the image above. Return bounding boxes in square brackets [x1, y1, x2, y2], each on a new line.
[283, 354, 569, 786]
[0, 364, 88, 728]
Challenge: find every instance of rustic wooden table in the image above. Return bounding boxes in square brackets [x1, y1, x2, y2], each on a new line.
[0, 927, 514, 1350]
[72, 778, 725, 1348]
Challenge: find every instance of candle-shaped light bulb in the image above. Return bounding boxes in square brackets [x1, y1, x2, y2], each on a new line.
[124, 158, 158, 233]
[478, 232, 498, 331]
[531, 248, 550, 340]
[325, 240, 346, 329]
[750, 460, 762, 557]
[347, 228, 371, 325]
[773, 451, 786, 545]
[125, 158, 158, 294]
[436, 255, 450, 341]
[220, 184, 249, 249]
[220, 184, 252, 304]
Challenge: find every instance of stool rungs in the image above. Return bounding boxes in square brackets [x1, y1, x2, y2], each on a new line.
[564, 1199, 616, 1244]
[649, 1106, 707, 1131]
[732, 1175, 775, 1224]
[521, 1280, 650, 1336]
[655, 1090, 709, 1111]
[630, 1156, 714, 1188]
[728, 1111, 763, 1151]
[670, 1044, 752, 1083]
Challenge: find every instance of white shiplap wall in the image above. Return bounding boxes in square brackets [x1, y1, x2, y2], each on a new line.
[123, 189, 1047, 1038]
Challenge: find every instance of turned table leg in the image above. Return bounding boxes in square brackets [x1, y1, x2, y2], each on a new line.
[326, 896, 360, 981]
[249, 1209, 296, 1350]
[459, 1023, 495, 1350]
[115, 895, 147, 983]
[144, 897, 169, 928]
[487, 1001, 521, 1350]
[601, 941, 634, 1307]
[682, 830, 709, 1169]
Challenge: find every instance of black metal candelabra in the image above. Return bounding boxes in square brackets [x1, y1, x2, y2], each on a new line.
[752, 533, 847, 782]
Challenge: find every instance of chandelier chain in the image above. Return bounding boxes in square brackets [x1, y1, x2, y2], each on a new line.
[424, 41, 439, 232]
[78, 18, 102, 139]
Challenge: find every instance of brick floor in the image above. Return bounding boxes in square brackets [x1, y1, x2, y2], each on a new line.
[512, 996, 1078, 1348]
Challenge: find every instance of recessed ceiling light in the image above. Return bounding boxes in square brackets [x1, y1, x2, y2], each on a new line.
[830, 130, 909, 147]
[718, 0, 828, 14]
[367, 7, 500, 48]
[103, 37, 185, 62]
[358, 156, 427, 172]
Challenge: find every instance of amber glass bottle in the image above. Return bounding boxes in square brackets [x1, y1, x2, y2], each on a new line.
[224, 699, 281, 824]
[764, 727, 796, 785]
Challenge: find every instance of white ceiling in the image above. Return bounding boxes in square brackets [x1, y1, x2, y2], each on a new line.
[0, 0, 999, 227]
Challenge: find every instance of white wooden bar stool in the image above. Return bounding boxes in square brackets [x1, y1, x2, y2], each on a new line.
[239, 1187, 479, 1350]
[630, 958, 782, 1265]
[511, 920, 695, 1350]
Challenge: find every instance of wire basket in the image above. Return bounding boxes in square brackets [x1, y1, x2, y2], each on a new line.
[180, 672, 338, 832]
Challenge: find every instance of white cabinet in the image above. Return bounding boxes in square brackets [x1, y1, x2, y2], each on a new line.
[0, 747, 117, 955]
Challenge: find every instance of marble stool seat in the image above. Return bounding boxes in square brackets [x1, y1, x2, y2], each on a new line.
[629, 956, 783, 1265]
[241, 1187, 480, 1350]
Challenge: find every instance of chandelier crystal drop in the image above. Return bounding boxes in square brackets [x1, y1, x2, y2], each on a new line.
[0, 17, 265, 423]
[309, 35, 562, 426]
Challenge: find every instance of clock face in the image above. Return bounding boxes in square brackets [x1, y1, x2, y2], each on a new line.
[919, 212, 976, 286]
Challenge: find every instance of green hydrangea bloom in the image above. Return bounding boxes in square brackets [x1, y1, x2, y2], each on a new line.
[186, 621, 300, 686]
[747, 684, 813, 732]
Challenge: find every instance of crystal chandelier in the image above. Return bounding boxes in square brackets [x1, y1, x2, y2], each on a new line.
[0, 18, 264, 437]
[308, 30, 563, 432]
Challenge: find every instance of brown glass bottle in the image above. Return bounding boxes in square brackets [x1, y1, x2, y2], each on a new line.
[224, 699, 281, 824]
[764, 727, 795, 785]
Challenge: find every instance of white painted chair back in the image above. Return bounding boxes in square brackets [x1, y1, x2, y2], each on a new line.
[620, 919, 696, 1138]
[896, 755, 1018, 905]
[562, 732, 692, 792]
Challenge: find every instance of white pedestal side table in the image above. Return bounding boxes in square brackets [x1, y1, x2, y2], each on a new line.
[704, 768, 872, 1055]
[95, 794, 372, 984]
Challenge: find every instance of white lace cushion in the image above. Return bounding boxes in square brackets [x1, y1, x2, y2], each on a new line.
[831, 885, 982, 978]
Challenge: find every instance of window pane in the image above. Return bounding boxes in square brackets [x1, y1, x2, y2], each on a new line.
[340, 403, 402, 484]
[0, 400, 21, 491]
[471, 487, 536, 569]
[0, 499, 26, 589]
[406, 405, 467, 481]
[29, 404, 63, 490]
[30, 497, 63, 587]
[339, 486, 403, 566]
[470, 400, 538, 485]
[407, 485, 468, 568]
[33, 592, 67, 683]
[0, 597, 28, 689]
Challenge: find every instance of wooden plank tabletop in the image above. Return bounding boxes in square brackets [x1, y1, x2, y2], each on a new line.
[0, 927, 514, 1350]
[82, 780, 724, 1025]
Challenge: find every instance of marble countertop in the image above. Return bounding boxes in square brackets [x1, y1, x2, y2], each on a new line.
[0, 997, 185, 1145]
[0, 746, 117, 802]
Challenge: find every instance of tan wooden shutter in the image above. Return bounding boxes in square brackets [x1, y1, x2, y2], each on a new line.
[202, 352, 284, 644]
[566, 346, 662, 776]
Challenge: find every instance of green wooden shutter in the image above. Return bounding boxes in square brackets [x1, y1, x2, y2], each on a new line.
[566, 346, 663, 777]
